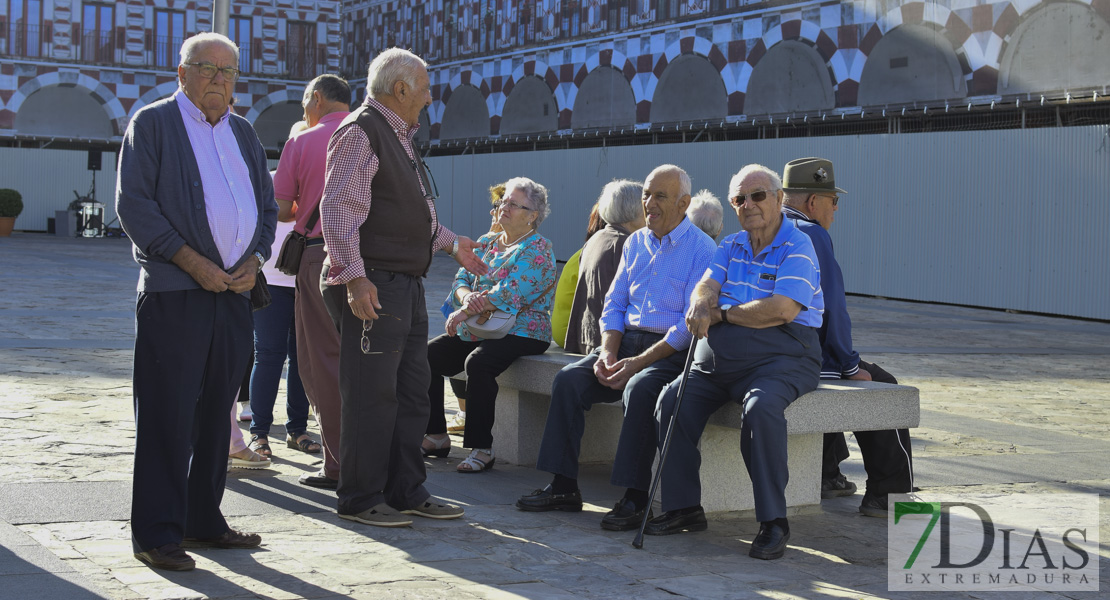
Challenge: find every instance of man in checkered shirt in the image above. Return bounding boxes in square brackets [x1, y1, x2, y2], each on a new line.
[318, 48, 487, 528]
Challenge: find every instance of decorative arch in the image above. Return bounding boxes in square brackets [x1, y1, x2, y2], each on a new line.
[252, 99, 305, 149]
[857, 23, 967, 106]
[502, 58, 562, 127]
[650, 54, 727, 124]
[998, 2, 1110, 96]
[7, 71, 126, 136]
[439, 83, 490, 140]
[499, 75, 558, 136]
[877, 2, 981, 94]
[129, 81, 181, 119]
[245, 89, 303, 124]
[571, 65, 636, 130]
[744, 39, 836, 116]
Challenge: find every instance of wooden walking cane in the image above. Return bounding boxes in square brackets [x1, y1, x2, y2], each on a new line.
[633, 336, 700, 549]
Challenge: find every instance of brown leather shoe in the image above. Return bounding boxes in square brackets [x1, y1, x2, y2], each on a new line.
[134, 543, 195, 571]
[181, 529, 262, 549]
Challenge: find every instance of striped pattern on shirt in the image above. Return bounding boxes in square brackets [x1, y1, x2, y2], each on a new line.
[705, 217, 824, 328]
[320, 98, 455, 285]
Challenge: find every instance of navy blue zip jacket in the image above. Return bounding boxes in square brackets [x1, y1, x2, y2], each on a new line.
[783, 205, 860, 379]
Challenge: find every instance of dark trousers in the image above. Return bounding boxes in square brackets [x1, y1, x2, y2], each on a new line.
[535, 330, 684, 491]
[130, 289, 252, 552]
[250, 284, 310, 437]
[657, 323, 821, 522]
[295, 245, 342, 479]
[321, 269, 431, 515]
[426, 333, 550, 449]
[822, 360, 914, 494]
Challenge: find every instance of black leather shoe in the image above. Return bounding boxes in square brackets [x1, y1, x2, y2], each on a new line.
[859, 491, 888, 518]
[299, 470, 339, 490]
[134, 543, 195, 571]
[182, 529, 262, 549]
[644, 507, 707, 536]
[516, 485, 583, 512]
[749, 521, 790, 560]
[600, 497, 653, 531]
[821, 473, 857, 499]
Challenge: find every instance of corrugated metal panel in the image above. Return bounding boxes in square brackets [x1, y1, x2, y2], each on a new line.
[426, 125, 1110, 320]
[0, 147, 119, 233]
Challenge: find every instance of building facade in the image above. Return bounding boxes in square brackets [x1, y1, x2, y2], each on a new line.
[1, 0, 1108, 149]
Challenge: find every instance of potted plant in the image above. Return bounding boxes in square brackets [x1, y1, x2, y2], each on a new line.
[0, 189, 22, 237]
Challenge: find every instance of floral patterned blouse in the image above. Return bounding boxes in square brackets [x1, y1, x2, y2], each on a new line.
[448, 231, 556, 342]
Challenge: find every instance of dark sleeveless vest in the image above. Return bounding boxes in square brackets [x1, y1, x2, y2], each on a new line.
[339, 104, 436, 277]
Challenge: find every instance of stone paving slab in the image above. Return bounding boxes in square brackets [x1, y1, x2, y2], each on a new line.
[1, 233, 1108, 599]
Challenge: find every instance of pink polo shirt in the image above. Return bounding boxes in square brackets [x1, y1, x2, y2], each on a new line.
[273, 111, 349, 238]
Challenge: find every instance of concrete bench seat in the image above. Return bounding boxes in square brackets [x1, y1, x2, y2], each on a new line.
[457, 346, 920, 514]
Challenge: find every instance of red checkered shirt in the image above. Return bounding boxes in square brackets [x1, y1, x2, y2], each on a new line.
[321, 98, 456, 285]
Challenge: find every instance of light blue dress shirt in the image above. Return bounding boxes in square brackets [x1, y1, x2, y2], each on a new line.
[599, 217, 717, 351]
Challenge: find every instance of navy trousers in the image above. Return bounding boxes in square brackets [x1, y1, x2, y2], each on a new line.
[822, 361, 914, 494]
[130, 289, 252, 552]
[657, 322, 820, 522]
[535, 330, 684, 491]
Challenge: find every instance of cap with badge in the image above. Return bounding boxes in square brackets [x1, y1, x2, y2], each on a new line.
[782, 157, 846, 195]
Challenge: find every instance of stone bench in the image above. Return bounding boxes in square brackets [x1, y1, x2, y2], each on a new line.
[464, 346, 920, 514]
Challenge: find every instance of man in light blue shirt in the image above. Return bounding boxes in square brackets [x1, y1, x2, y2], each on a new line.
[648, 164, 823, 561]
[517, 165, 717, 532]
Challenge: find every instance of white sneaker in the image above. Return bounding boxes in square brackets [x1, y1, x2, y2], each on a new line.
[239, 402, 253, 422]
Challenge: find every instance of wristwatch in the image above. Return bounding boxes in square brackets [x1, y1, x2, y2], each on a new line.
[449, 238, 460, 258]
[252, 251, 265, 272]
[720, 304, 733, 324]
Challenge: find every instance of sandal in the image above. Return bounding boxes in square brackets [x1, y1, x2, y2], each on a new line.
[249, 434, 272, 458]
[457, 448, 494, 474]
[422, 434, 451, 458]
[287, 433, 322, 454]
[229, 447, 272, 470]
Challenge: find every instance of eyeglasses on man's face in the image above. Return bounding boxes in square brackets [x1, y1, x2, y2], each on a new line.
[185, 62, 240, 82]
[817, 193, 840, 206]
[729, 189, 775, 207]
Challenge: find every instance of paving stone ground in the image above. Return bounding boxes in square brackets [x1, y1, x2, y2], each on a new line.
[0, 233, 1107, 599]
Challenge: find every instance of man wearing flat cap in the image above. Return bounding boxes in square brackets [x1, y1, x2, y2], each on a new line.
[781, 157, 914, 518]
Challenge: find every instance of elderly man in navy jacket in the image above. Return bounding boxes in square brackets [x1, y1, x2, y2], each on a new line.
[116, 32, 276, 571]
[780, 157, 913, 519]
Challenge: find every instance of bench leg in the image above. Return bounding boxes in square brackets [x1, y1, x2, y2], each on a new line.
[696, 427, 823, 514]
[492, 390, 626, 468]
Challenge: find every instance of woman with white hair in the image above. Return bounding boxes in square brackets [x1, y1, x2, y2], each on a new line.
[563, 179, 645, 355]
[422, 177, 557, 473]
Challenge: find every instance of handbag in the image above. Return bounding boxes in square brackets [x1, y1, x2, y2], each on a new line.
[462, 279, 556, 340]
[464, 309, 515, 339]
[250, 270, 272, 311]
[274, 202, 321, 276]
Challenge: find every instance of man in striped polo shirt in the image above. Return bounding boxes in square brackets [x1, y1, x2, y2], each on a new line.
[649, 164, 824, 561]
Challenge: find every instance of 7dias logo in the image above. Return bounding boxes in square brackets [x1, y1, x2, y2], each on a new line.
[887, 493, 1099, 592]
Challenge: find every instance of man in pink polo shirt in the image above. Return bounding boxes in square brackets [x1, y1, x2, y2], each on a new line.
[273, 74, 351, 490]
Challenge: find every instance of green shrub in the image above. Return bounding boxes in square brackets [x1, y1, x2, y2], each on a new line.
[0, 189, 22, 218]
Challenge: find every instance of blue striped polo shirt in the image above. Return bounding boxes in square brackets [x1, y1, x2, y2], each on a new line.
[704, 216, 824, 328]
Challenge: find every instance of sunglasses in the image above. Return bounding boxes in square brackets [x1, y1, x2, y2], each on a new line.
[729, 189, 776, 206]
[818, 193, 840, 206]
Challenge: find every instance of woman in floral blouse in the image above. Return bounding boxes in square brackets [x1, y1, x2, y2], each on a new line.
[423, 177, 557, 473]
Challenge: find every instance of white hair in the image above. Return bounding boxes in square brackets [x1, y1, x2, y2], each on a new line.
[179, 32, 239, 66]
[728, 164, 782, 199]
[504, 176, 550, 228]
[367, 48, 427, 99]
[687, 190, 724, 240]
[597, 179, 644, 225]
